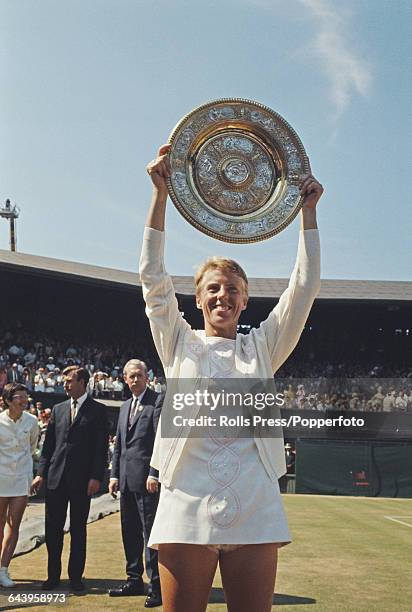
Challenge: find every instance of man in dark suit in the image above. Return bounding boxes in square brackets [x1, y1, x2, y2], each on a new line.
[7, 363, 22, 383]
[108, 359, 162, 608]
[31, 366, 109, 592]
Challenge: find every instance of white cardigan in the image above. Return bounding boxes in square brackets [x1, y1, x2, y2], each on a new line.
[139, 227, 320, 487]
[0, 410, 39, 495]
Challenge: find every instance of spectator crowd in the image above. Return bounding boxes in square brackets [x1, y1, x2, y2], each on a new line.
[1, 329, 410, 414]
[0, 332, 165, 403]
[279, 382, 412, 412]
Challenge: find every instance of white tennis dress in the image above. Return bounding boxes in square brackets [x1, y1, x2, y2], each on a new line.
[0, 410, 39, 497]
[148, 337, 291, 549]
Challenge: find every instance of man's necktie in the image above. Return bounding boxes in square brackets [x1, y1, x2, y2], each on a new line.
[128, 398, 138, 429]
[71, 399, 78, 424]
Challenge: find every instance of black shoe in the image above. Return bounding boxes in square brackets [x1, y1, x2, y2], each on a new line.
[108, 580, 145, 597]
[145, 591, 162, 608]
[70, 579, 85, 592]
[41, 578, 61, 590]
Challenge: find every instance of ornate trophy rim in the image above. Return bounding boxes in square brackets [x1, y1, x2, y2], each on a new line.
[166, 98, 310, 244]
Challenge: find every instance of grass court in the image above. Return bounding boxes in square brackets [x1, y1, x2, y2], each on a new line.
[1, 494, 411, 611]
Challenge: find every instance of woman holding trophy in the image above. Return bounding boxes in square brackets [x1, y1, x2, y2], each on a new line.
[141, 115, 323, 611]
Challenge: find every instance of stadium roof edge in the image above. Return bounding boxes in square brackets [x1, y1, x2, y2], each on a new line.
[1, 249, 411, 302]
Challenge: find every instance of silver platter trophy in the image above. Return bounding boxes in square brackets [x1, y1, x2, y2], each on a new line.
[166, 98, 310, 243]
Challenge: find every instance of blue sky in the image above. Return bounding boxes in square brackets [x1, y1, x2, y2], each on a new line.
[1, 0, 411, 281]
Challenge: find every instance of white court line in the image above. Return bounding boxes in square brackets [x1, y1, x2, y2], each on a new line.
[384, 516, 412, 528]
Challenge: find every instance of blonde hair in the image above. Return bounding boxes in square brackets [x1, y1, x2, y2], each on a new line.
[194, 257, 248, 297]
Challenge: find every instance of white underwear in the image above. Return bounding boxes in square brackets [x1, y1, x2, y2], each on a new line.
[206, 544, 246, 555]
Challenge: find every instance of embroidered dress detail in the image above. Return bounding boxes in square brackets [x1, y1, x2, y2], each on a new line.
[148, 337, 291, 548]
[207, 438, 241, 528]
[206, 338, 241, 528]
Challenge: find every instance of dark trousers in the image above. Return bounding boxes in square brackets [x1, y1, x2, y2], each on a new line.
[45, 475, 91, 581]
[120, 486, 160, 593]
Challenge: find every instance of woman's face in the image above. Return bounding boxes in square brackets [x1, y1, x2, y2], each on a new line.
[196, 268, 248, 338]
[8, 391, 29, 413]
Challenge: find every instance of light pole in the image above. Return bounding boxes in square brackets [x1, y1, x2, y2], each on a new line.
[0, 198, 20, 252]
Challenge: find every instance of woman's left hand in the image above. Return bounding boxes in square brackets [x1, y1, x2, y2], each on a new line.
[299, 175, 324, 210]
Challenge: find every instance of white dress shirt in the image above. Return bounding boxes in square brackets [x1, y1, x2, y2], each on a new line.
[71, 391, 88, 420]
[128, 389, 146, 422]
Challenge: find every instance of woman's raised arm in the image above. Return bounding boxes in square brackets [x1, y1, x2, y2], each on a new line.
[299, 174, 323, 230]
[145, 144, 171, 231]
[140, 144, 191, 370]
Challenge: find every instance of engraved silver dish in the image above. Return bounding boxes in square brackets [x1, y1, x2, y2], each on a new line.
[168, 98, 310, 243]
[167, 98, 310, 243]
